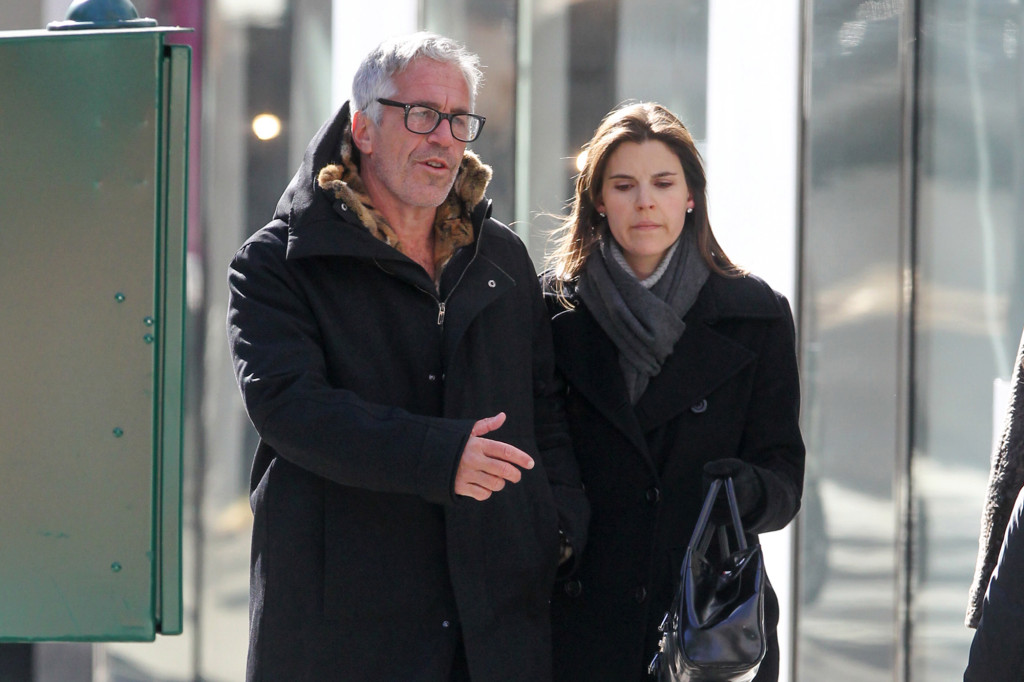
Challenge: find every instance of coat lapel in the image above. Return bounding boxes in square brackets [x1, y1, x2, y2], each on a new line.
[633, 321, 755, 432]
[441, 253, 515, 369]
[551, 305, 649, 457]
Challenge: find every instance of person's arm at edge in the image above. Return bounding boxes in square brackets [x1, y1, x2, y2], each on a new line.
[737, 290, 806, 535]
[529, 271, 590, 571]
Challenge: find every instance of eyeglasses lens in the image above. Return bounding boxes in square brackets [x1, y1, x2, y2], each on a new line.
[405, 106, 480, 142]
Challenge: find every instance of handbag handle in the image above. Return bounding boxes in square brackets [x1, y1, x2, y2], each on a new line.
[687, 477, 748, 557]
[681, 477, 752, 630]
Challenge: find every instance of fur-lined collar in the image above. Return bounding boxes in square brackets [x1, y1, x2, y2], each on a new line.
[315, 119, 492, 278]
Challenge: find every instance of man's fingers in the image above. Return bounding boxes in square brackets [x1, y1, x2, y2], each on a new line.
[487, 457, 522, 485]
[456, 481, 493, 501]
[454, 431, 534, 502]
[454, 470, 505, 499]
[469, 471, 508, 492]
[481, 439, 534, 471]
[470, 412, 506, 437]
[458, 449, 517, 487]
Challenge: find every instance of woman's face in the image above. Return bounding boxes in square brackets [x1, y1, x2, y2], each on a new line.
[596, 139, 694, 279]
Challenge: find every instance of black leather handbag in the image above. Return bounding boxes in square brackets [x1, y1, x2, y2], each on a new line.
[649, 477, 766, 682]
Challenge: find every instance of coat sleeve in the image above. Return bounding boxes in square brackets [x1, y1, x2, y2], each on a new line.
[964, 485, 1024, 680]
[529, 271, 590, 561]
[967, 327, 1024, 627]
[740, 291, 806, 534]
[227, 234, 472, 505]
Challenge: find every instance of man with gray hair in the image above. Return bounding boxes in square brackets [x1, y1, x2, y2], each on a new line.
[227, 32, 588, 681]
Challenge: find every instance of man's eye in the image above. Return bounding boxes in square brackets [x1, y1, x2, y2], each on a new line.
[409, 108, 436, 123]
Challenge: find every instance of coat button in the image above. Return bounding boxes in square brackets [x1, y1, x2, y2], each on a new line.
[690, 399, 708, 414]
[564, 579, 583, 598]
[634, 586, 648, 603]
[428, 373, 437, 381]
[487, 279, 496, 288]
[645, 487, 661, 505]
[340, 202, 348, 212]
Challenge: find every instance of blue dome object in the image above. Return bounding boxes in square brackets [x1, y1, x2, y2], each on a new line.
[48, 0, 158, 30]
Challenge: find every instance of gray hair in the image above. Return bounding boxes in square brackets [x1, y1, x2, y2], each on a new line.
[352, 32, 483, 125]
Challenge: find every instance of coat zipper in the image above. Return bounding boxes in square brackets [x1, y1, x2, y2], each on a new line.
[434, 249, 482, 328]
[373, 247, 478, 330]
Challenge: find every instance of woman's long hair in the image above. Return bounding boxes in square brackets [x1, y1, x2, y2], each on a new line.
[546, 102, 744, 298]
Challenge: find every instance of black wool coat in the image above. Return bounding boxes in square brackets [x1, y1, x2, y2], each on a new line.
[227, 103, 589, 682]
[545, 273, 805, 681]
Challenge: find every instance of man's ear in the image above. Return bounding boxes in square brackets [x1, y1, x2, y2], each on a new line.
[351, 109, 373, 155]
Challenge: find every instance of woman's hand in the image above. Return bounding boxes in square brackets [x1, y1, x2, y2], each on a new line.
[702, 458, 765, 522]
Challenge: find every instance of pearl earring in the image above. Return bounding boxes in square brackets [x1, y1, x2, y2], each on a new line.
[686, 207, 693, 214]
[599, 212, 606, 218]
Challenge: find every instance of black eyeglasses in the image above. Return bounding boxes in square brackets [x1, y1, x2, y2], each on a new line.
[377, 98, 486, 143]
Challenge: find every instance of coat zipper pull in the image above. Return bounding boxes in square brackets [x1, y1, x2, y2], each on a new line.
[437, 301, 446, 326]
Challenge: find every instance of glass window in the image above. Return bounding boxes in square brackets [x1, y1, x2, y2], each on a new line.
[796, 2, 904, 679]
[424, 0, 518, 231]
[912, 0, 1024, 679]
[523, 0, 708, 263]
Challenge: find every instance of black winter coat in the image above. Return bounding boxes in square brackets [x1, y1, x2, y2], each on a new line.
[967, 328, 1024, 628]
[545, 273, 804, 681]
[965, 486, 1024, 681]
[227, 103, 588, 682]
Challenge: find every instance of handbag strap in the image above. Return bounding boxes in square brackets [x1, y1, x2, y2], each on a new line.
[681, 477, 753, 629]
[725, 478, 748, 549]
[687, 477, 748, 556]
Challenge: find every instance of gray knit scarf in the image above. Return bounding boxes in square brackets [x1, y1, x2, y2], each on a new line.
[578, 228, 710, 403]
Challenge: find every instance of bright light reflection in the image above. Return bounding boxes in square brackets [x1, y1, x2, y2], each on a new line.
[252, 113, 282, 141]
[575, 150, 587, 172]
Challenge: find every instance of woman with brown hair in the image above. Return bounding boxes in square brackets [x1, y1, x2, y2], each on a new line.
[544, 102, 805, 680]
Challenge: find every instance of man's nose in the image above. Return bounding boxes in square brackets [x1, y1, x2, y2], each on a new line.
[426, 118, 459, 145]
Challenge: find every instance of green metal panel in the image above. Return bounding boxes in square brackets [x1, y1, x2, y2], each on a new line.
[0, 27, 188, 641]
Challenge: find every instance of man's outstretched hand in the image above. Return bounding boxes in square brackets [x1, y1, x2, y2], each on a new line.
[454, 412, 535, 501]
